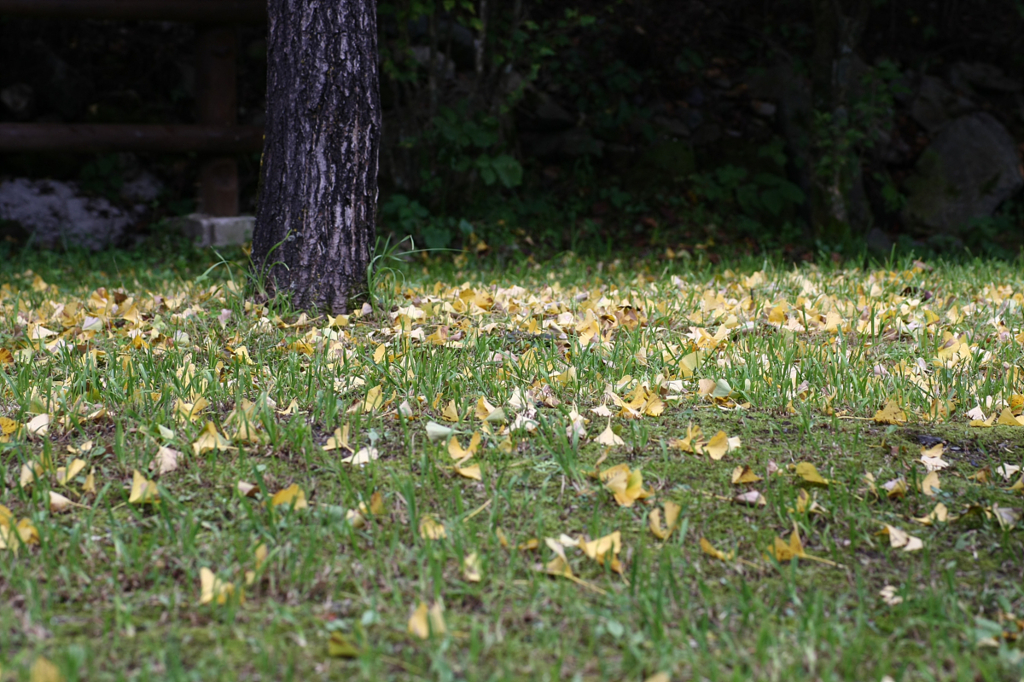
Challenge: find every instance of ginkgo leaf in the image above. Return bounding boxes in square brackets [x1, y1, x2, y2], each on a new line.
[30, 656, 62, 682]
[920, 471, 940, 497]
[455, 463, 482, 480]
[419, 515, 447, 540]
[199, 567, 241, 605]
[129, 470, 159, 504]
[26, 413, 50, 439]
[705, 431, 730, 460]
[595, 420, 624, 446]
[913, 502, 949, 525]
[448, 432, 482, 460]
[734, 490, 766, 506]
[175, 396, 209, 422]
[341, 447, 379, 465]
[995, 408, 1024, 426]
[327, 631, 360, 658]
[463, 552, 482, 582]
[873, 399, 907, 425]
[794, 462, 830, 487]
[237, 481, 259, 498]
[880, 524, 923, 551]
[649, 501, 682, 540]
[56, 458, 87, 485]
[192, 421, 235, 456]
[408, 601, 446, 638]
[731, 466, 762, 484]
[883, 477, 908, 498]
[700, 537, 734, 561]
[49, 491, 75, 513]
[425, 421, 455, 442]
[475, 397, 506, 422]
[441, 400, 461, 422]
[151, 446, 181, 475]
[600, 464, 652, 507]
[270, 484, 308, 510]
[82, 468, 96, 495]
[361, 385, 384, 413]
[579, 531, 623, 573]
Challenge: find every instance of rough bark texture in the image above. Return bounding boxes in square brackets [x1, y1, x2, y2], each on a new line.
[252, 0, 380, 314]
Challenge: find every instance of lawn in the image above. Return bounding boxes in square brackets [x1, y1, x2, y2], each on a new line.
[1, 241, 1023, 681]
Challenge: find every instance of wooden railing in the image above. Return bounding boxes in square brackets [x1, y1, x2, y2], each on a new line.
[0, 0, 266, 216]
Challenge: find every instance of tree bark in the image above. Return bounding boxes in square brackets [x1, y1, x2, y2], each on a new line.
[252, 0, 381, 314]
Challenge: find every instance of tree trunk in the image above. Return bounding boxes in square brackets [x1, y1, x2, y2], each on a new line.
[251, 0, 381, 314]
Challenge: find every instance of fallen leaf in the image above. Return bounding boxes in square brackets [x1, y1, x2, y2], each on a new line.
[601, 464, 652, 507]
[425, 420, 455, 442]
[879, 585, 903, 606]
[463, 552, 482, 582]
[192, 421, 235, 456]
[874, 399, 907, 425]
[322, 425, 353, 452]
[151, 446, 181, 475]
[995, 408, 1024, 427]
[48, 491, 76, 513]
[441, 400, 461, 422]
[408, 600, 446, 639]
[455, 463, 482, 480]
[794, 462, 830, 487]
[913, 502, 949, 525]
[880, 524, 923, 552]
[579, 531, 623, 573]
[128, 470, 159, 504]
[199, 567, 241, 605]
[920, 471, 941, 497]
[704, 430, 730, 460]
[448, 432, 482, 460]
[419, 515, 447, 540]
[237, 481, 259, 497]
[700, 537, 734, 561]
[595, 420, 624, 446]
[175, 396, 209, 422]
[30, 656, 63, 682]
[26, 413, 50, 439]
[341, 447, 379, 465]
[270, 484, 308, 510]
[731, 466, 762, 484]
[883, 477, 908, 499]
[734, 490, 767, 506]
[327, 631, 360, 658]
[649, 500, 682, 540]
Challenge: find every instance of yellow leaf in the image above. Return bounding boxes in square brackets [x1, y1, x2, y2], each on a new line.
[595, 420, 624, 446]
[649, 500, 682, 540]
[17, 517, 40, 546]
[362, 385, 384, 413]
[913, 502, 949, 525]
[873, 399, 907, 425]
[442, 400, 461, 422]
[579, 531, 623, 573]
[601, 464, 651, 507]
[425, 420, 455, 442]
[128, 470, 159, 504]
[323, 425, 353, 452]
[237, 481, 259, 497]
[448, 432, 482, 460]
[199, 567, 241, 605]
[705, 431, 730, 460]
[30, 656, 63, 682]
[996, 408, 1024, 426]
[883, 477, 908, 499]
[644, 674, 670, 682]
[373, 343, 387, 363]
[151, 446, 181, 475]
[192, 421, 234, 456]
[0, 415, 18, 437]
[730, 466, 762, 484]
[920, 471, 940, 497]
[419, 515, 447, 540]
[463, 552, 482, 582]
[880, 524, 923, 552]
[82, 467, 96, 495]
[20, 461, 43, 488]
[700, 537, 734, 561]
[254, 542, 268, 570]
[26, 413, 50, 439]
[327, 631, 360, 658]
[270, 484, 308, 510]
[340, 447, 379, 465]
[734, 490, 766, 506]
[794, 462, 829, 487]
[455, 463, 482, 480]
[368, 491, 386, 515]
[49, 491, 75, 513]
[408, 601, 446, 639]
[175, 396, 209, 422]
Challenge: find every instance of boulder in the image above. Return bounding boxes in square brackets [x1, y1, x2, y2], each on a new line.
[0, 178, 137, 250]
[910, 75, 975, 134]
[902, 112, 1023, 236]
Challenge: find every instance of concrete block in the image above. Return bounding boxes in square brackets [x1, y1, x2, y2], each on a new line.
[176, 213, 254, 247]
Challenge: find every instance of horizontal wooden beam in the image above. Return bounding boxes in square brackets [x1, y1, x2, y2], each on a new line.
[0, 123, 264, 153]
[0, 0, 266, 23]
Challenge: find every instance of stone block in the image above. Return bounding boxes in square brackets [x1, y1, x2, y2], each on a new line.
[176, 213, 254, 247]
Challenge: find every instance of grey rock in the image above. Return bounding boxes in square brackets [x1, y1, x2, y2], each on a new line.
[0, 83, 34, 118]
[949, 62, 1022, 94]
[910, 75, 975, 134]
[902, 112, 1024, 236]
[0, 178, 135, 250]
[176, 213, 254, 247]
[120, 171, 164, 204]
[750, 100, 776, 117]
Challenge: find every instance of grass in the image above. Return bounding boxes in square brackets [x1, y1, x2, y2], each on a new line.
[1, 238, 1023, 681]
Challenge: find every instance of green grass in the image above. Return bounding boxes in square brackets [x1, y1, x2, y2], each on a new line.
[1, 239, 1023, 681]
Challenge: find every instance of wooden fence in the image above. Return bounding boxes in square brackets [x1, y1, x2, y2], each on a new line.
[0, 0, 266, 216]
